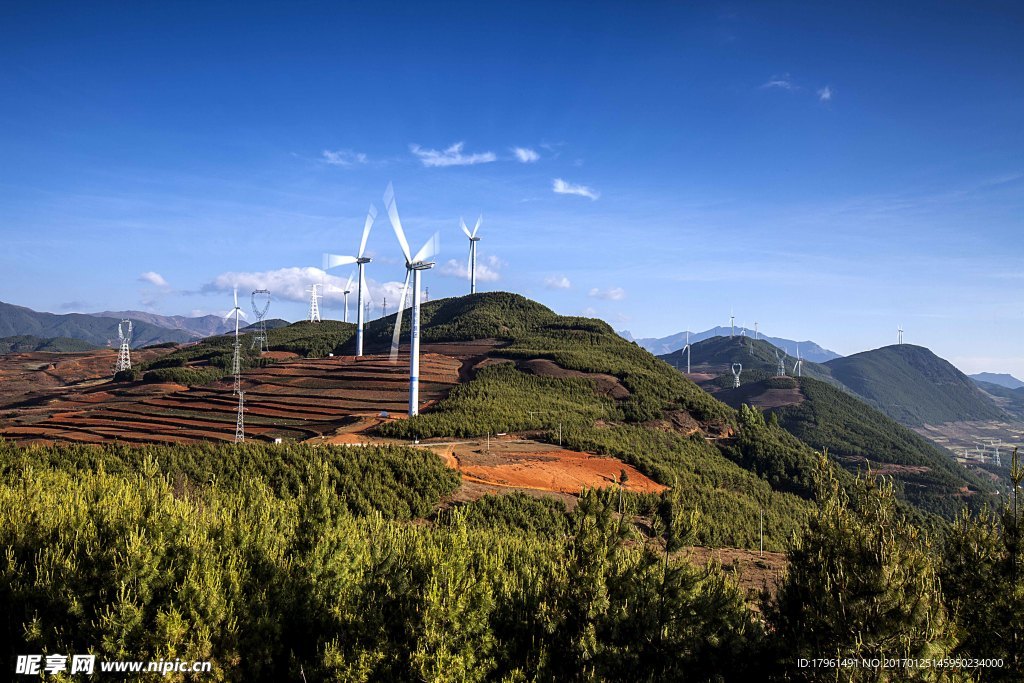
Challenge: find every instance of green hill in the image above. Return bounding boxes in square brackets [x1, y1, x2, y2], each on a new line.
[769, 377, 992, 518]
[0, 335, 99, 353]
[973, 379, 1024, 420]
[823, 344, 1004, 426]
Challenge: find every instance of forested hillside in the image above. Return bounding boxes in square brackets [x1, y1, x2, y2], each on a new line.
[824, 344, 1005, 426]
[0, 335, 99, 353]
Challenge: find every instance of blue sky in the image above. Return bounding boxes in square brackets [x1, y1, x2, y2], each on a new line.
[1, 1, 1022, 375]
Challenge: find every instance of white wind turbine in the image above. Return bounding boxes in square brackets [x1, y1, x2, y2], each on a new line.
[384, 182, 440, 417]
[324, 204, 377, 356]
[681, 330, 691, 374]
[340, 272, 355, 323]
[460, 214, 482, 294]
[793, 344, 803, 377]
[224, 286, 247, 394]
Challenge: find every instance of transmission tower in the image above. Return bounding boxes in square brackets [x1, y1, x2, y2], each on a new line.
[114, 319, 132, 373]
[250, 289, 270, 352]
[775, 349, 786, 378]
[235, 390, 245, 443]
[731, 363, 742, 388]
[382, 296, 387, 319]
[308, 284, 322, 323]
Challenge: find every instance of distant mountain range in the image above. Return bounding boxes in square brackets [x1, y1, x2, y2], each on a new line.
[89, 310, 234, 338]
[660, 336, 1007, 429]
[0, 301, 197, 348]
[620, 326, 842, 363]
[970, 372, 1024, 390]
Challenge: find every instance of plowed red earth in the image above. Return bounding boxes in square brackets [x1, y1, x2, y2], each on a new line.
[0, 351, 460, 444]
[430, 437, 667, 495]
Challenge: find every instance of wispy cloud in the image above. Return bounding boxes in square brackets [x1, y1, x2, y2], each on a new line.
[410, 142, 496, 168]
[553, 178, 599, 200]
[322, 149, 369, 167]
[544, 275, 571, 289]
[203, 267, 410, 312]
[817, 85, 833, 102]
[513, 147, 540, 163]
[439, 254, 502, 282]
[760, 73, 797, 91]
[138, 271, 169, 288]
[588, 286, 625, 301]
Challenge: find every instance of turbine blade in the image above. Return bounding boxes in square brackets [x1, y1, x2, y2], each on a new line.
[412, 232, 440, 264]
[224, 310, 235, 320]
[460, 217, 472, 239]
[390, 269, 412, 362]
[344, 271, 355, 293]
[358, 204, 377, 258]
[237, 310, 248, 321]
[233, 287, 239, 308]
[467, 243, 473, 281]
[383, 182, 412, 263]
[472, 213, 482, 238]
[325, 253, 357, 269]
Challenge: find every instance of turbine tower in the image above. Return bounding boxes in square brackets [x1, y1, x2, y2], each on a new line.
[340, 273, 354, 323]
[681, 330, 691, 374]
[384, 182, 440, 417]
[250, 289, 270, 353]
[307, 284, 322, 323]
[730, 310, 735, 337]
[115, 319, 133, 373]
[793, 344, 803, 377]
[731, 363, 742, 388]
[224, 286, 247, 395]
[898, 326, 904, 345]
[754, 321, 759, 340]
[460, 215, 483, 294]
[324, 205, 377, 356]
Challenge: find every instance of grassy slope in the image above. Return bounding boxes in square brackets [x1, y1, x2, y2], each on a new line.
[772, 377, 993, 518]
[823, 344, 1005, 426]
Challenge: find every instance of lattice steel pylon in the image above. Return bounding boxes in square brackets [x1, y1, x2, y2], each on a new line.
[250, 289, 271, 352]
[731, 363, 742, 388]
[775, 350, 786, 378]
[308, 284, 322, 323]
[235, 390, 245, 443]
[115, 319, 132, 373]
[232, 339, 242, 395]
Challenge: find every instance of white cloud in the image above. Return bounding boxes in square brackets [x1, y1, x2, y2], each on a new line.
[552, 178, 599, 200]
[438, 254, 502, 282]
[513, 147, 540, 163]
[544, 275, 571, 289]
[322, 149, 368, 167]
[138, 271, 169, 288]
[588, 286, 625, 301]
[203, 267, 408, 310]
[761, 73, 797, 91]
[410, 142, 496, 168]
[817, 85, 833, 102]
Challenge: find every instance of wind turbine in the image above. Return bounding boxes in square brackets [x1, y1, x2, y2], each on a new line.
[681, 330, 691, 374]
[460, 214, 483, 294]
[897, 326, 904, 345]
[324, 204, 377, 356]
[793, 344, 803, 377]
[340, 272, 355, 323]
[384, 182, 440, 417]
[224, 286, 247, 395]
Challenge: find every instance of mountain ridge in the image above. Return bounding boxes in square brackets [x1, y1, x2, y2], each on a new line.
[620, 326, 842, 363]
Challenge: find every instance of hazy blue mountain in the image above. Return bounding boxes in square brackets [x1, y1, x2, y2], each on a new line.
[89, 310, 234, 338]
[0, 301, 194, 348]
[970, 372, 1024, 390]
[620, 326, 842, 363]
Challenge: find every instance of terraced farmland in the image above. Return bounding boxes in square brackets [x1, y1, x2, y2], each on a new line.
[1, 351, 462, 444]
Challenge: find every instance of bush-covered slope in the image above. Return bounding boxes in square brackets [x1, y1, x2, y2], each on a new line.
[973, 379, 1024, 420]
[823, 344, 1005, 426]
[0, 335, 99, 353]
[771, 377, 993, 518]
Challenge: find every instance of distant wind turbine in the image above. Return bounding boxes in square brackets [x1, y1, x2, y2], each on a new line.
[224, 286, 247, 395]
[460, 214, 483, 294]
[324, 205, 377, 356]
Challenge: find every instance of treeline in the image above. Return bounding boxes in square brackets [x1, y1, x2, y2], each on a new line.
[3, 441, 1022, 681]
